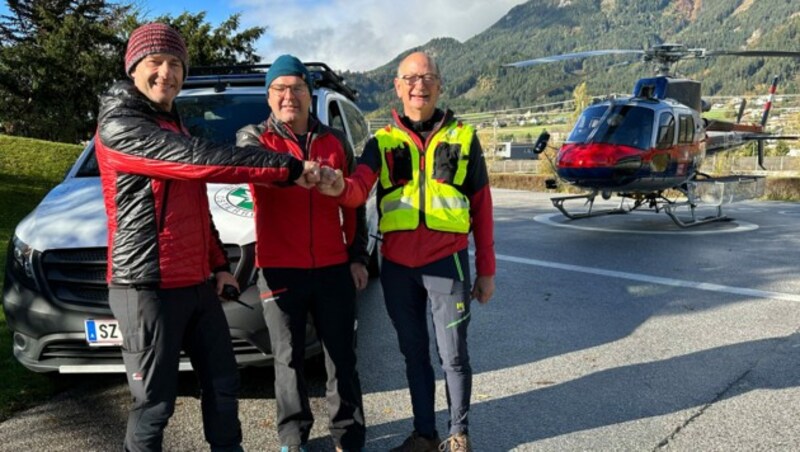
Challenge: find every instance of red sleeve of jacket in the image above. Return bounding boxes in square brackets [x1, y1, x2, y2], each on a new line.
[464, 134, 495, 277]
[96, 91, 303, 184]
[338, 137, 382, 208]
[470, 185, 495, 276]
[339, 164, 379, 208]
[340, 135, 357, 250]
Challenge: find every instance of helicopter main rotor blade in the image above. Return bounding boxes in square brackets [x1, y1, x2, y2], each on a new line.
[504, 49, 644, 68]
[703, 50, 800, 58]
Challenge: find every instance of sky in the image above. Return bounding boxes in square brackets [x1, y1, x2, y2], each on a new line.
[1, 0, 527, 71]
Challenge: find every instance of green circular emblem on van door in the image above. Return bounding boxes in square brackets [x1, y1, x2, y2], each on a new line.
[214, 185, 254, 218]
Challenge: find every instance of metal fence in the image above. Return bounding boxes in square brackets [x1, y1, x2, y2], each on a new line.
[707, 155, 800, 175]
[487, 159, 540, 173]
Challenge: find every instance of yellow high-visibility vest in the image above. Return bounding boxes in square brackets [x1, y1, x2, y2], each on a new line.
[376, 121, 474, 233]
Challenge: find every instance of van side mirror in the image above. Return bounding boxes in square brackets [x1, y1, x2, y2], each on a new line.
[533, 131, 550, 154]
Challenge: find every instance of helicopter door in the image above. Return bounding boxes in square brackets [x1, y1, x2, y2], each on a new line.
[675, 114, 696, 177]
[652, 111, 676, 174]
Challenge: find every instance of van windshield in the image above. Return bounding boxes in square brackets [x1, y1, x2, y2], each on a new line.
[77, 93, 271, 177]
[177, 93, 271, 145]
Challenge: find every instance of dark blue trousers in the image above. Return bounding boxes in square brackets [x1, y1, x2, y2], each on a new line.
[380, 255, 472, 437]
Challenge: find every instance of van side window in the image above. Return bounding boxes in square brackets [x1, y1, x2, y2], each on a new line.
[341, 101, 369, 155]
[328, 100, 346, 137]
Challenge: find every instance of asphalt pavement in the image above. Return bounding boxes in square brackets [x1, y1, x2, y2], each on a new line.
[2, 188, 800, 451]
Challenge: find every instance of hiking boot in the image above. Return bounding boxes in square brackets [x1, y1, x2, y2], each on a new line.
[439, 433, 471, 452]
[390, 431, 442, 452]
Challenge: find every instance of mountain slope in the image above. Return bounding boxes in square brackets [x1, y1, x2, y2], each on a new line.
[350, 0, 800, 117]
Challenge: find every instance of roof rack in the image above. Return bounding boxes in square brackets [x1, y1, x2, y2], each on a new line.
[185, 62, 358, 102]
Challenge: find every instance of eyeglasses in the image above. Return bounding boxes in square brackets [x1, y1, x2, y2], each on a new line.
[269, 84, 309, 96]
[398, 73, 439, 86]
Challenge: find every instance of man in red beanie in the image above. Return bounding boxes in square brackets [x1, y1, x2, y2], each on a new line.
[236, 54, 367, 452]
[95, 23, 320, 452]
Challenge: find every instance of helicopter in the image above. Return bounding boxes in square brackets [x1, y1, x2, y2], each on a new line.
[506, 44, 800, 227]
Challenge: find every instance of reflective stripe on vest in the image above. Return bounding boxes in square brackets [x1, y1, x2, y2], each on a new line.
[376, 121, 474, 233]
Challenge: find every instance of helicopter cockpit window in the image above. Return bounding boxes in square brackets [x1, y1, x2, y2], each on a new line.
[578, 104, 654, 150]
[566, 105, 607, 143]
[656, 112, 676, 149]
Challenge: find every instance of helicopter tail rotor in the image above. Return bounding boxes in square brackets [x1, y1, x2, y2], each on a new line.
[760, 75, 779, 127]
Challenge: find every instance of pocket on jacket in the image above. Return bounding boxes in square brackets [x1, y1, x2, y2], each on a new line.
[386, 143, 413, 185]
[433, 142, 462, 184]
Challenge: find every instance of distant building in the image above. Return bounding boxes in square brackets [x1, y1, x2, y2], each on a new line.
[494, 141, 538, 159]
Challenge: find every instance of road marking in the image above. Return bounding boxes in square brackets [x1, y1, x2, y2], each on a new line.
[496, 253, 800, 302]
[533, 213, 759, 235]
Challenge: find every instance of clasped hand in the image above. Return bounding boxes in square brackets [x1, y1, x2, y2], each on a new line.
[293, 161, 345, 196]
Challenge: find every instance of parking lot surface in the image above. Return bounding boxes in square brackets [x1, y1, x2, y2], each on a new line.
[2, 189, 800, 451]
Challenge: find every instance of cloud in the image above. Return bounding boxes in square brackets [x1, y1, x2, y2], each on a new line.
[233, 0, 526, 71]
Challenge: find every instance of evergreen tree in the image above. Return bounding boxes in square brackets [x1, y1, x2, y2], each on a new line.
[0, 0, 129, 142]
[0, 4, 266, 142]
[152, 12, 265, 67]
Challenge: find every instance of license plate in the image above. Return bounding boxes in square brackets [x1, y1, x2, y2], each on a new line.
[84, 319, 123, 346]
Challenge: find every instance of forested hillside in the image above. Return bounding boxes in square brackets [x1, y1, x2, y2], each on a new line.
[349, 0, 800, 117]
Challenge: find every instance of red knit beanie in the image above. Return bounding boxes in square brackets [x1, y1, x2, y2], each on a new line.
[125, 23, 189, 77]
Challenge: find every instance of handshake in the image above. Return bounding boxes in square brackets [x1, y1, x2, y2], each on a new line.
[293, 161, 345, 196]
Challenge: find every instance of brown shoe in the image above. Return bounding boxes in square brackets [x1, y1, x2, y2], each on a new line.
[390, 431, 442, 452]
[439, 433, 471, 452]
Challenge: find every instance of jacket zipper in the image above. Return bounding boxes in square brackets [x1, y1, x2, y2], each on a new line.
[305, 131, 315, 269]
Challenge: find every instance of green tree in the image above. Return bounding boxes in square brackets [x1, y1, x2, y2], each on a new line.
[0, 0, 129, 142]
[570, 81, 590, 125]
[153, 12, 265, 67]
[0, 4, 267, 142]
[773, 140, 789, 157]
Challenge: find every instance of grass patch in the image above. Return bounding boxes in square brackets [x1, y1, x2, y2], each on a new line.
[0, 134, 83, 421]
[764, 178, 800, 201]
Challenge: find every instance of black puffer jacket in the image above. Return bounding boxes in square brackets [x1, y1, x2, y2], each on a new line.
[96, 80, 303, 288]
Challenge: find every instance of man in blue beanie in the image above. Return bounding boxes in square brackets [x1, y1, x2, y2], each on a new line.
[237, 54, 367, 452]
[265, 54, 314, 97]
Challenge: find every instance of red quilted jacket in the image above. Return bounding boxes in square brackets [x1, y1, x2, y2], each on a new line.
[96, 81, 302, 288]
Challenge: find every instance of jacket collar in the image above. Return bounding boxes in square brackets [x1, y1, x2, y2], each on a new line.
[105, 80, 181, 122]
[266, 113, 326, 143]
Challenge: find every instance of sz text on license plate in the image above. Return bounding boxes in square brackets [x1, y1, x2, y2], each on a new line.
[84, 319, 123, 346]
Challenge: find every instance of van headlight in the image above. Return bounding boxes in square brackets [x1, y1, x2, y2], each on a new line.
[9, 236, 39, 290]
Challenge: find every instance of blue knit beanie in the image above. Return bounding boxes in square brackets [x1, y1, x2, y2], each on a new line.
[265, 54, 312, 94]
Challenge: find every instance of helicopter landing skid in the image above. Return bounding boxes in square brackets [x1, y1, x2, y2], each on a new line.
[661, 201, 730, 228]
[551, 190, 732, 228]
[550, 192, 629, 219]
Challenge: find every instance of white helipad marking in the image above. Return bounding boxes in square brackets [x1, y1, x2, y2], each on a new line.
[533, 213, 759, 235]
[496, 254, 800, 302]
